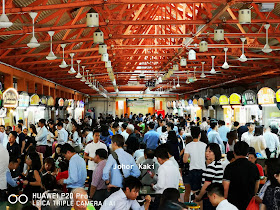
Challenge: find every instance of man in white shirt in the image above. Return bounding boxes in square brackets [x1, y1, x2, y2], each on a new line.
[121, 124, 129, 141]
[101, 176, 151, 210]
[151, 145, 180, 194]
[263, 126, 279, 157]
[35, 119, 48, 157]
[0, 125, 8, 147]
[55, 121, 68, 145]
[156, 119, 165, 135]
[241, 122, 255, 145]
[0, 144, 9, 201]
[183, 126, 207, 201]
[83, 128, 93, 144]
[84, 129, 107, 194]
[207, 183, 238, 210]
[200, 117, 209, 131]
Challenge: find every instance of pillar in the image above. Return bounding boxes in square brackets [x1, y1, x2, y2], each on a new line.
[17, 78, 27, 92]
[4, 73, 13, 89]
[28, 80, 35, 94]
[43, 85, 50, 96]
[36, 83, 43, 95]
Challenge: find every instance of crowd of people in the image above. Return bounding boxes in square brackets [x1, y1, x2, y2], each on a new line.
[0, 112, 280, 210]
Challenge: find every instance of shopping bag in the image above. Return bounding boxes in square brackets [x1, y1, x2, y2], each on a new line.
[246, 197, 259, 210]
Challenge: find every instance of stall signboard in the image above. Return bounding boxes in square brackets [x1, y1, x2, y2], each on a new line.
[69, 99, 75, 109]
[177, 100, 183, 108]
[211, 96, 219, 106]
[30, 94, 40, 105]
[219, 95, 229, 105]
[184, 100, 188, 107]
[242, 90, 257, 105]
[127, 99, 154, 107]
[18, 92, 29, 107]
[257, 87, 275, 105]
[188, 99, 193, 105]
[41, 96, 47, 105]
[198, 98, 204, 106]
[166, 101, 171, 108]
[47, 97, 54, 106]
[229, 93, 241, 105]
[193, 99, 198, 105]
[276, 89, 280, 103]
[77, 101, 84, 108]
[181, 100, 185, 108]
[172, 101, 176, 108]
[58, 98, 64, 107]
[3, 88, 18, 108]
[64, 99, 69, 107]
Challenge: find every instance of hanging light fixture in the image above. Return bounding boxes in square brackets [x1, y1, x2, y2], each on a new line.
[80, 66, 86, 82]
[88, 74, 93, 87]
[59, 44, 68, 68]
[158, 76, 162, 83]
[105, 61, 111, 68]
[86, 8, 99, 27]
[201, 62, 206, 78]
[46, 31, 57, 60]
[85, 70, 90, 84]
[93, 29, 104, 44]
[214, 29, 224, 41]
[239, 38, 247, 62]
[222, 47, 229, 69]
[180, 57, 187, 67]
[210, 56, 216, 74]
[172, 79, 176, 89]
[0, 0, 12, 28]
[68, 53, 76, 74]
[101, 53, 109, 62]
[176, 76, 180, 88]
[75, 60, 82, 78]
[188, 49, 196, 60]
[199, 41, 208, 52]
[173, 64, 179, 71]
[239, 8, 251, 24]
[27, 12, 40, 48]
[193, 67, 197, 81]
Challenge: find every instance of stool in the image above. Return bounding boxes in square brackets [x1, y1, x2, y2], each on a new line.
[186, 205, 200, 210]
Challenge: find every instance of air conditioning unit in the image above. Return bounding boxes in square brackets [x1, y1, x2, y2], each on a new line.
[260, 3, 274, 12]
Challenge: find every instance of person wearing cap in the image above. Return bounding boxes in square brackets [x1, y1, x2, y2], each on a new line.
[143, 122, 160, 150]
[125, 124, 139, 153]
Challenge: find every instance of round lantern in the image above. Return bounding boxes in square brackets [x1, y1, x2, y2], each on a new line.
[214, 29, 224, 41]
[101, 53, 109, 62]
[188, 49, 196, 60]
[86, 9, 99, 27]
[99, 44, 107, 54]
[94, 29, 104, 44]
[239, 9, 251, 24]
[180, 57, 187, 67]
[199, 41, 208, 52]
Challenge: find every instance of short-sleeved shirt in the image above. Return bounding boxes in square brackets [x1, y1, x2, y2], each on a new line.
[18, 132, 25, 150]
[184, 141, 207, 171]
[263, 186, 280, 210]
[201, 160, 223, 186]
[84, 141, 107, 171]
[7, 142, 21, 160]
[223, 158, 260, 210]
[91, 160, 107, 190]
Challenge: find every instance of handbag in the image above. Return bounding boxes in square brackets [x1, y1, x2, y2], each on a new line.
[246, 197, 259, 210]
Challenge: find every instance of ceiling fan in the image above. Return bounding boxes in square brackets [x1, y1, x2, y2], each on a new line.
[27, 12, 40, 48]
[0, 0, 12, 28]
[46, 31, 56, 60]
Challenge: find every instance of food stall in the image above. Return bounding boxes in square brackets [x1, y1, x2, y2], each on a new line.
[219, 95, 231, 127]
[210, 96, 219, 119]
[16, 91, 29, 126]
[47, 96, 55, 121]
[67, 99, 75, 119]
[257, 87, 277, 127]
[198, 98, 205, 118]
[27, 94, 45, 124]
[75, 101, 85, 122]
[242, 90, 261, 125]
[229, 93, 245, 124]
[193, 99, 202, 122]
[2, 88, 17, 126]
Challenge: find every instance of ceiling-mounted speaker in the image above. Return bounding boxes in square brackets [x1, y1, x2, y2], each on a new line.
[214, 29, 224, 41]
[99, 44, 107, 54]
[180, 57, 187, 67]
[86, 9, 99, 27]
[239, 9, 251, 24]
[93, 29, 104, 44]
[199, 41, 208, 52]
[260, 3, 275, 12]
[188, 49, 196, 60]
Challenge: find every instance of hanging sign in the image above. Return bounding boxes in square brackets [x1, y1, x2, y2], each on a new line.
[69, 99, 75, 109]
[127, 100, 154, 107]
[58, 98, 64, 107]
[211, 96, 219, 105]
[193, 99, 198, 105]
[3, 88, 18, 108]
[229, 93, 241, 105]
[18, 92, 29, 107]
[198, 98, 204, 106]
[41, 96, 47, 105]
[47, 96, 54, 106]
[219, 95, 229, 105]
[30, 94, 40, 105]
[276, 89, 280, 103]
[242, 90, 257, 105]
[257, 87, 275, 105]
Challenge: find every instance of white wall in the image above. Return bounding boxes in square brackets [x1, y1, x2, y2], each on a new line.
[88, 98, 116, 118]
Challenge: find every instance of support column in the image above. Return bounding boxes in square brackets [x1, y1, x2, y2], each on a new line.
[36, 83, 43, 95]
[17, 78, 27, 92]
[4, 73, 13, 89]
[28, 80, 35, 94]
[43, 85, 50, 96]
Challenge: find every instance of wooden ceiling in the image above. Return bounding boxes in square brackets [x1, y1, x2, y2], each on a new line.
[1, 0, 280, 96]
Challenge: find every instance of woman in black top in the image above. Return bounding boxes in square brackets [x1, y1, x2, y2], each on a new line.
[166, 130, 180, 162]
[22, 150, 42, 201]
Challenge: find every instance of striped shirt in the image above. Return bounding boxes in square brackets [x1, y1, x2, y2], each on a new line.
[201, 160, 224, 186]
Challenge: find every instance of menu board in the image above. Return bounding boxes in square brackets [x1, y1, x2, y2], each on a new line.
[242, 90, 257, 105]
[219, 95, 229, 105]
[257, 87, 275, 105]
[276, 89, 280, 103]
[30, 94, 40, 105]
[229, 93, 241, 105]
[3, 88, 18, 108]
[18, 92, 29, 107]
[211, 96, 219, 105]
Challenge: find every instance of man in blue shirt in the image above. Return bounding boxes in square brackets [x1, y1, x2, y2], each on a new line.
[208, 121, 225, 153]
[143, 122, 160, 150]
[58, 143, 87, 192]
[218, 120, 230, 149]
[102, 134, 140, 191]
